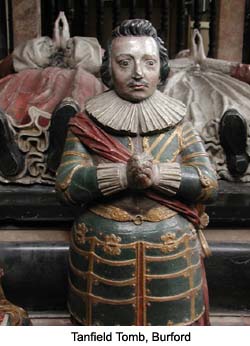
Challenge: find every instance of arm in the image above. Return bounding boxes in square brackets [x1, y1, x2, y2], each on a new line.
[56, 130, 100, 206]
[152, 121, 218, 203]
[178, 122, 218, 203]
[56, 130, 127, 205]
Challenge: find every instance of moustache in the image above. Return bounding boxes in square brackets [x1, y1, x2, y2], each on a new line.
[127, 80, 149, 87]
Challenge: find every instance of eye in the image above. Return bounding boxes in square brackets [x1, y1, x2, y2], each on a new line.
[146, 60, 156, 66]
[118, 60, 130, 67]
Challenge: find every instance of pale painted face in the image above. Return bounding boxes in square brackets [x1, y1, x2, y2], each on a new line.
[111, 36, 161, 102]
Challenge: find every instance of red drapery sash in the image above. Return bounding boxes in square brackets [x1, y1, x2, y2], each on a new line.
[69, 112, 200, 227]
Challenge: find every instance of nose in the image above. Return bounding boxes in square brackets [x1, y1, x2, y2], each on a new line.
[132, 62, 144, 79]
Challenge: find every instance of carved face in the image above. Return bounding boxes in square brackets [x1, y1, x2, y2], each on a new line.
[111, 36, 160, 102]
[35, 37, 55, 63]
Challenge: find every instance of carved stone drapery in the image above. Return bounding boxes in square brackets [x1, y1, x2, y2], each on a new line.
[0, 107, 54, 185]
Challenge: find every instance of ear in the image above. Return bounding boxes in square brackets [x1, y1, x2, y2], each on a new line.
[157, 71, 163, 87]
[109, 62, 114, 89]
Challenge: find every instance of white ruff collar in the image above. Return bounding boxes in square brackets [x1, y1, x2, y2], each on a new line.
[85, 90, 186, 135]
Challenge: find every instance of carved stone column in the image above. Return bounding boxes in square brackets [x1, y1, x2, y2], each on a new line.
[216, 0, 245, 61]
[12, 0, 41, 48]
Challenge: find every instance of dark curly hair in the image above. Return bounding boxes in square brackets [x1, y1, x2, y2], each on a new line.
[100, 19, 170, 89]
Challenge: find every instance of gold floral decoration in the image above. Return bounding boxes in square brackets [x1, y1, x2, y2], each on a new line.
[103, 234, 122, 256]
[75, 223, 88, 245]
[200, 174, 211, 188]
[199, 212, 209, 229]
[161, 232, 177, 253]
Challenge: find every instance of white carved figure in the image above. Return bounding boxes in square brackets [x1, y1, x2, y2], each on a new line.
[0, 12, 104, 184]
[165, 30, 250, 182]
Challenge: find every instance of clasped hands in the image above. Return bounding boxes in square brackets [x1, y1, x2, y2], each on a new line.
[126, 152, 159, 190]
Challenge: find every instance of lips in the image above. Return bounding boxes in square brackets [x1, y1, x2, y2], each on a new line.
[132, 85, 146, 90]
[128, 81, 149, 89]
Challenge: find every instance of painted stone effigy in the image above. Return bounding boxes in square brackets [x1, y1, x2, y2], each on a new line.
[56, 19, 218, 326]
[0, 12, 104, 184]
[165, 30, 250, 182]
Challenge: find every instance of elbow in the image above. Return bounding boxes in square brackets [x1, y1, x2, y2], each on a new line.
[198, 180, 218, 204]
[56, 188, 73, 206]
[55, 179, 79, 207]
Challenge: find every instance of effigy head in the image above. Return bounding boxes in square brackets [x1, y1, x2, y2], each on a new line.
[101, 19, 169, 101]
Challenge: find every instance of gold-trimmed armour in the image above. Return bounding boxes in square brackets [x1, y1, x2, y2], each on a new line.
[56, 120, 217, 325]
